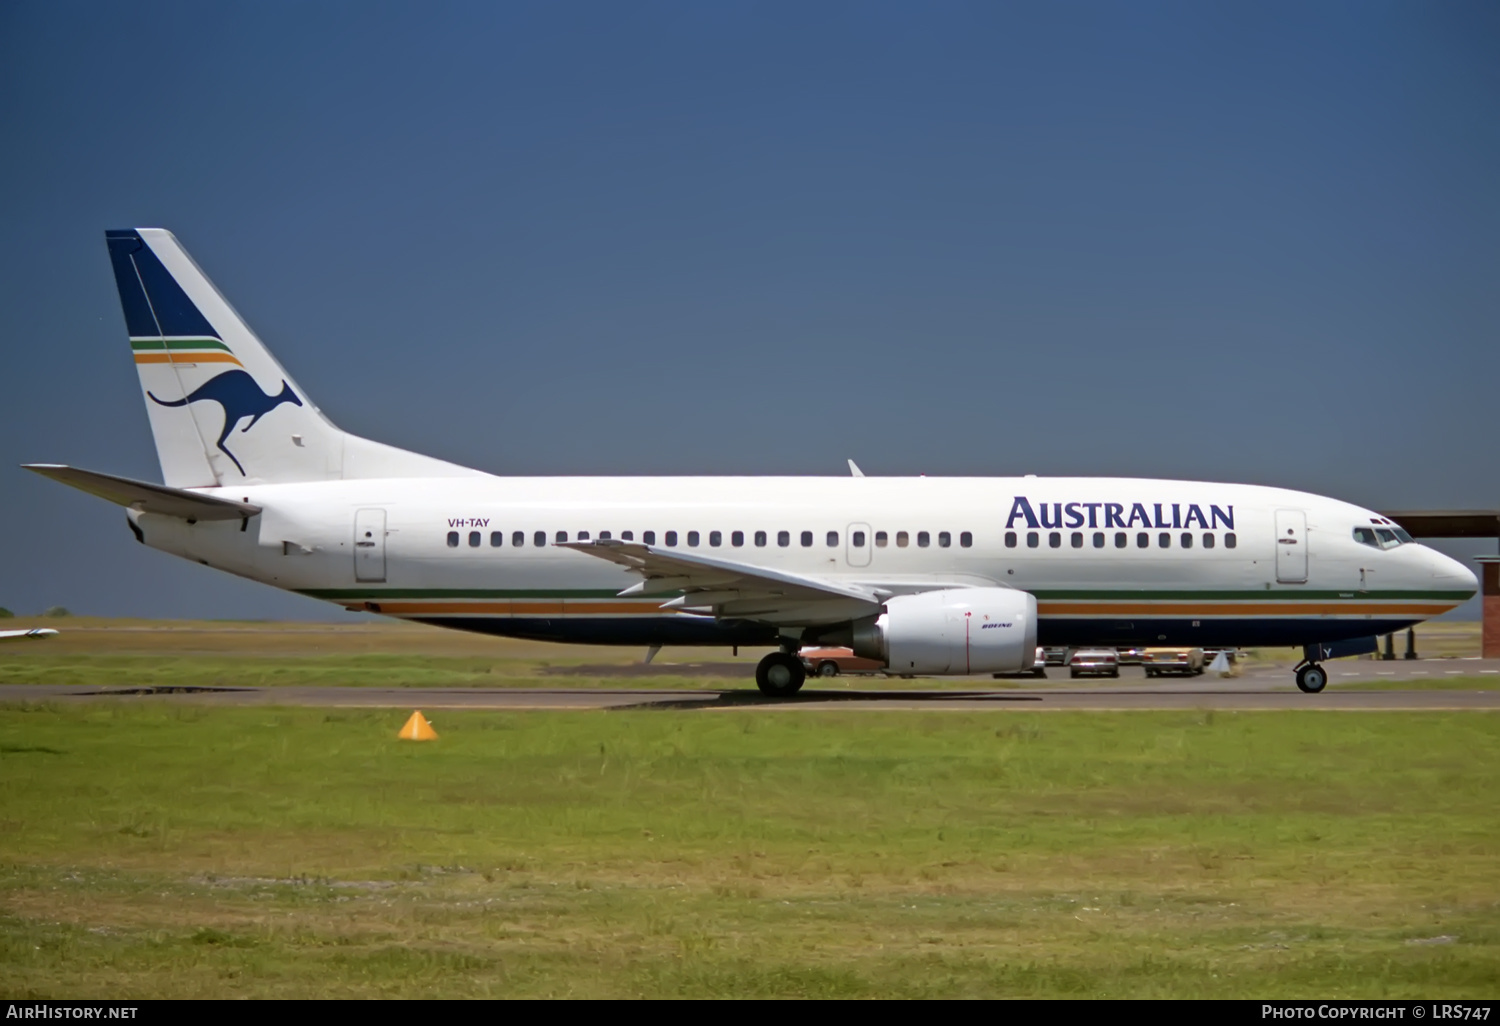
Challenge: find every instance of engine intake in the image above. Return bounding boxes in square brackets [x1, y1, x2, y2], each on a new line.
[851, 588, 1038, 675]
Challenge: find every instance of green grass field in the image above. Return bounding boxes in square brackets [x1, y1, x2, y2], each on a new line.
[2, 705, 1496, 998]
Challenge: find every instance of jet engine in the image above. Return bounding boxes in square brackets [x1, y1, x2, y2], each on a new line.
[850, 588, 1038, 675]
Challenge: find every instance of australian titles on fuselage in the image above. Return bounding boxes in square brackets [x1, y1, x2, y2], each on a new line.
[23, 227, 1479, 697]
[1004, 497, 1235, 532]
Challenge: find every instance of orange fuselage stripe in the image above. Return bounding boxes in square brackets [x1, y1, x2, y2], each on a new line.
[344, 599, 1453, 618]
[350, 601, 668, 616]
[1035, 601, 1451, 616]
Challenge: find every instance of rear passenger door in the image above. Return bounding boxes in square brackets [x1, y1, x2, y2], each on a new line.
[354, 508, 387, 583]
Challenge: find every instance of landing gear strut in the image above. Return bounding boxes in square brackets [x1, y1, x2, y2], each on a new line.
[1295, 662, 1327, 694]
[755, 651, 806, 696]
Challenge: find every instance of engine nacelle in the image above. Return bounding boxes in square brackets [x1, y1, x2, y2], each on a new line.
[851, 588, 1038, 675]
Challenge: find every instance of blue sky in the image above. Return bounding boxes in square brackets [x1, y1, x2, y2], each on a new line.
[2, 1, 1496, 620]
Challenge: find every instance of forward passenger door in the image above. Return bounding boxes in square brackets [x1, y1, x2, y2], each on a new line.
[1274, 509, 1307, 584]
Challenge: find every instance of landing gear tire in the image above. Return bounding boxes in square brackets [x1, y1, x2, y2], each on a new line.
[816, 661, 839, 678]
[756, 652, 806, 696]
[1296, 663, 1327, 694]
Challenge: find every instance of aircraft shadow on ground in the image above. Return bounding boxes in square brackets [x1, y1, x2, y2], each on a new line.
[609, 688, 1047, 711]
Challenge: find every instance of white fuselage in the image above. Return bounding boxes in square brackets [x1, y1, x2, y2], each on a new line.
[132, 474, 1477, 651]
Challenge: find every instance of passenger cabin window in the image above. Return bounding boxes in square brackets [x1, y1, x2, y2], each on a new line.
[643, 530, 655, 545]
[778, 531, 790, 547]
[827, 531, 839, 547]
[446, 531, 459, 548]
[918, 531, 930, 548]
[1004, 531, 1017, 548]
[490, 531, 503, 547]
[622, 530, 633, 541]
[1027, 531, 1039, 548]
[938, 531, 951, 548]
[1137, 532, 1149, 548]
[534, 531, 546, 547]
[686, 531, 700, 547]
[1202, 533, 1214, 549]
[1048, 532, 1061, 548]
[1093, 532, 1105, 548]
[897, 531, 910, 548]
[960, 531, 972, 548]
[1115, 532, 1127, 548]
[1225, 532, 1237, 549]
[708, 531, 721, 547]
[599, 530, 611, 540]
[1180, 532, 1193, 549]
[732, 530, 744, 547]
[555, 531, 568, 544]
[513, 531, 524, 547]
[577, 530, 589, 541]
[755, 530, 767, 547]
[1158, 532, 1170, 548]
[665, 531, 678, 547]
[1071, 532, 1083, 548]
[876, 531, 889, 547]
[852, 530, 866, 547]
[468, 531, 481, 548]
[800, 531, 813, 547]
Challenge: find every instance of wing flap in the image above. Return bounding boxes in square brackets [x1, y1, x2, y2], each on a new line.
[559, 540, 883, 624]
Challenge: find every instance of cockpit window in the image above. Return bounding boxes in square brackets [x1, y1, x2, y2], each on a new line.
[1356, 525, 1410, 550]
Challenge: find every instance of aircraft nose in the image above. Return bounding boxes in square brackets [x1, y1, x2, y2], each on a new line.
[1426, 548, 1478, 595]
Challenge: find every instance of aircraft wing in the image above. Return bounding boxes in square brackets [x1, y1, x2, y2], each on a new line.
[559, 540, 884, 625]
[23, 465, 261, 522]
[0, 629, 59, 642]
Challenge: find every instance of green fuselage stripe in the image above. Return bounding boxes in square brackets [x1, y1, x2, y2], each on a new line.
[297, 587, 1470, 602]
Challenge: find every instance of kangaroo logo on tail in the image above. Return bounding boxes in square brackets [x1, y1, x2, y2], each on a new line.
[149, 370, 303, 476]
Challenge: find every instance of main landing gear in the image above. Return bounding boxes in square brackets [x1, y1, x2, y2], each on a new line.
[1294, 661, 1328, 694]
[755, 651, 806, 697]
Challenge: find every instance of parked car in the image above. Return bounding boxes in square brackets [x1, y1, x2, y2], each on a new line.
[1042, 647, 1070, 666]
[994, 647, 1048, 680]
[1069, 647, 1119, 678]
[798, 647, 884, 677]
[1114, 645, 1145, 665]
[1141, 647, 1205, 677]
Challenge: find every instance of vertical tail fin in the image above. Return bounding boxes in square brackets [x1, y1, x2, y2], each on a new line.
[104, 229, 480, 486]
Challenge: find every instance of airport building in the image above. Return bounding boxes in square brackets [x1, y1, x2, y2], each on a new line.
[1382, 510, 1500, 658]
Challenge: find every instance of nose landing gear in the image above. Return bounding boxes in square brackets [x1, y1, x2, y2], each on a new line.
[1294, 661, 1328, 694]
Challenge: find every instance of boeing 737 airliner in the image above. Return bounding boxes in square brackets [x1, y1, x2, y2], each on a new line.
[25, 229, 1479, 695]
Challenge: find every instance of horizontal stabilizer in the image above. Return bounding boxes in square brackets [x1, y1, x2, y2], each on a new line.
[22, 464, 261, 521]
[0, 629, 59, 642]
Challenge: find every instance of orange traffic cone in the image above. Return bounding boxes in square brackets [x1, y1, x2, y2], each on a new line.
[398, 710, 438, 740]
